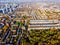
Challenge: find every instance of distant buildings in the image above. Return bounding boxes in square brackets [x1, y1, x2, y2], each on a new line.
[0, 3, 18, 14]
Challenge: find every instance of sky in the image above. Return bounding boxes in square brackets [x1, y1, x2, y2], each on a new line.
[0, 0, 60, 3]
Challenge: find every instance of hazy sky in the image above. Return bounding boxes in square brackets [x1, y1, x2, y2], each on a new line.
[0, 0, 60, 3]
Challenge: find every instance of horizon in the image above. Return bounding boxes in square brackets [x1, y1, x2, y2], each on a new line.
[0, 0, 60, 3]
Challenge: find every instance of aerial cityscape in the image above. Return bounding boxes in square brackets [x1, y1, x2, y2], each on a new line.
[0, 0, 60, 45]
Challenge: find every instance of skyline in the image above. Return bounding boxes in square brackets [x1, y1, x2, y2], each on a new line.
[0, 0, 60, 3]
